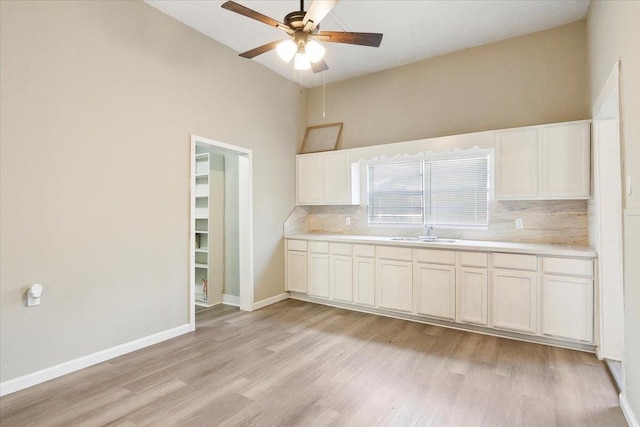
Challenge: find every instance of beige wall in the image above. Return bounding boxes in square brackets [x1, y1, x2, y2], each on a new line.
[588, 0, 640, 421]
[0, 1, 303, 382]
[307, 21, 589, 149]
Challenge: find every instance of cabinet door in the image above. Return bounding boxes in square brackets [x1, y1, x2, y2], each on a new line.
[541, 122, 590, 198]
[297, 154, 322, 205]
[495, 128, 539, 199]
[354, 256, 375, 306]
[376, 259, 413, 312]
[286, 251, 307, 293]
[308, 253, 330, 298]
[492, 269, 537, 334]
[414, 263, 456, 320]
[542, 275, 593, 342]
[457, 267, 488, 326]
[323, 151, 352, 204]
[331, 254, 353, 302]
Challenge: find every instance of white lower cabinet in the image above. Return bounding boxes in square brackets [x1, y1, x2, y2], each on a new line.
[308, 242, 330, 299]
[541, 256, 594, 342]
[457, 267, 488, 326]
[285, 239, 595, 347]
[414, 263, 456, 321]
[353, 245, 375, 306]
[492, 269, 538, 334]
[330, 243, 353, 303]
[376, 247, 413, 312]
[286, 244, 308, 293]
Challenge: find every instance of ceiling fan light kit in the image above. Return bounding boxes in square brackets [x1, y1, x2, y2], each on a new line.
[221, 0, 383, 74]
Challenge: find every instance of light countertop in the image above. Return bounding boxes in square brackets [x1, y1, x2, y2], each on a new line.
[284, 233, 597, 258]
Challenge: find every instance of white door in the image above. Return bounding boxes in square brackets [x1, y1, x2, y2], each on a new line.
[308, 253, 330, 298]
[414, 263, 456, 320]
[495, 128, 539, 199]
[297, 154, 322, 204]
[286, 251, 307, 293]
[376, 259, 413, 312]
[542, 275, 593, 342]
[541, 122, 590, 198]
[492, 269, 537, 334]
[323, 151, 351, 204]
[354, 256, 375, 306]
[457, 267, 488, 325]
[331, 254, 353, 302]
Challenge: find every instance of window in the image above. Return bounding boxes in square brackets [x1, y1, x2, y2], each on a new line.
[368, 155, 489, 227]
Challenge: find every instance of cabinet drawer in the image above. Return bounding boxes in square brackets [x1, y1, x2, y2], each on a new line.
[459, 252, 488, 268]
[414, 249, 456, 265]
[330, 243, 352, 256]
[287, 239, 308, 252]
[353, 244, 375, 258]
[377, 246, 412, 262]
[308, 241, 329, 253]
[543, 257, 593, 277]
[493, 253, 537, 271]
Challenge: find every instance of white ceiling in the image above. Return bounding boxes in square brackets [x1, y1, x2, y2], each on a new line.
[145, 0, 590, 88]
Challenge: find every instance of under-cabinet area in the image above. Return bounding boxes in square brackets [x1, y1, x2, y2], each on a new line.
[285, 236, 596, 351]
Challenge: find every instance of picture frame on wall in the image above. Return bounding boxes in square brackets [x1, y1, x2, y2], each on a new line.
[300, 122, 343, 154]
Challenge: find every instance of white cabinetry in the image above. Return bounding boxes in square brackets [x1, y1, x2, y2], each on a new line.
[495, 127, 539, 199]
[414, 249, 456, 321]
[296, 154, 322, 204]
[330, 243, 353, 303]
[193, 152, 212, 306]
[491, 253, 538, 334]
[285, 240, 308, 293]
[376, 247, 413, 312]
[541, 257, 593, 342]
[541, 122, 591, 198]
[308, 241, 330, 299]
[353, 244, 376, 306]
[456, 252, 489, 326]
[495, 120, 590, 200]
[296, 151, 359, 205]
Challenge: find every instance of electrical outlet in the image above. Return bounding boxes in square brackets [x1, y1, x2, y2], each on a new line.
[515, 218, 524, 229]
[345, 216, 351, 225]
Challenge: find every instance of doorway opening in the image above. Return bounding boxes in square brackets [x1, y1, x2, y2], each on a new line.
[189, 135, 254, 331]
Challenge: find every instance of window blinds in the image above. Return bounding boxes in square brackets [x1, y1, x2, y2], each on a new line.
[368, 156, 489, 227]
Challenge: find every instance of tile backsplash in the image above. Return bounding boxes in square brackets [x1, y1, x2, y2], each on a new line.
[285, 199, 588, 245]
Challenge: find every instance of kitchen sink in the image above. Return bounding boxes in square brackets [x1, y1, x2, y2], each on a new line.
[390, 237, 458, 243]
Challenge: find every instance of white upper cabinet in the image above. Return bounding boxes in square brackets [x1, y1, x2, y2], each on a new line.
[541, 122, 591, 198]
[495, 120, 591, 200]
[495, 127, 539, 199]
[296, 151, 359, 205]
[296, 154, 323, 204]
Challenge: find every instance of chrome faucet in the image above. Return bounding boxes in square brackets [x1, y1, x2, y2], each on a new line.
[425, 225, 434, 236]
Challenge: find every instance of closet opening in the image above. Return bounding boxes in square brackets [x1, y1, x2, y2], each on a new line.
[189, 135, 254, 330]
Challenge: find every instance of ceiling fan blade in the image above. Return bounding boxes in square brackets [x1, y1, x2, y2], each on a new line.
[311, 59, 329, 73]
[221, 1, 293, 34]
[314, 31, 383, 47]
[302, 0, 338, 32]
[239, 40, 283, 59]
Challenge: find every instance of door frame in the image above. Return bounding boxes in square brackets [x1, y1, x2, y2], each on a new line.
[189, 135, 254, 330]
[592, 61, 625, 363]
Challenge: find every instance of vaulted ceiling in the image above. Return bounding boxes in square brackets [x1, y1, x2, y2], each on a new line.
[146, 0, 591, 88]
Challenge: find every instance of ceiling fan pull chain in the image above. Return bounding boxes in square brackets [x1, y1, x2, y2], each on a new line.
[322, 74, 326, 118]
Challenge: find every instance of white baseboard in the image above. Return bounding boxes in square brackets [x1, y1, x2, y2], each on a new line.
[621, 393, 640, 427]
[222, 293, 240, 307]
[252, 292, 289, 310]
[0, 323, 191, 397]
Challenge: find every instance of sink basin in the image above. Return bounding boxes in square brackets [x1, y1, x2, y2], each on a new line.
[390, 237, 458, 244]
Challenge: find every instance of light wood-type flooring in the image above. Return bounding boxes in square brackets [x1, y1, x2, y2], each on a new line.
[0, 299, 627, 426]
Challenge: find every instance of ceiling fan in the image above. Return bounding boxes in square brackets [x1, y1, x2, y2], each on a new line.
[221, 0, 383, 73]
